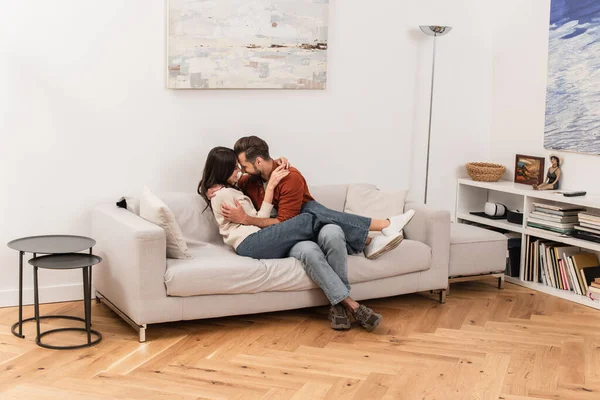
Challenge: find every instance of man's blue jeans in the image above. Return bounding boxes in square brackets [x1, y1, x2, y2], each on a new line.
[236, 201, 372, 305]
[290, 224, 351, 305]
[301, 201, 371, 254]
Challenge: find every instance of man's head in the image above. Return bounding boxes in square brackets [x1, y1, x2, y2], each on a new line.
[234, 136, 271, 176]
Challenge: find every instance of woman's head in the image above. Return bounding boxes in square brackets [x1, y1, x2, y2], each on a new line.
[550, 155, 560, 167]
[198, 147, 241, 208]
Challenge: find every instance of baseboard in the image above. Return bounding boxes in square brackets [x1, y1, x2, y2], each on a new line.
[0, 283, 93, 308]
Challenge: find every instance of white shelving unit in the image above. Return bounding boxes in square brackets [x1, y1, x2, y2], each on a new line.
[456, 178, 600, 310]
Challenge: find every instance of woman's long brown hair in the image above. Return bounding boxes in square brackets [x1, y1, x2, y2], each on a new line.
[198, 147, 237, 211]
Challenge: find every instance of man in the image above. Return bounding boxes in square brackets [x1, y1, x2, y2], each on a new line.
[226, 136, 414, 256]
[216, 136, 415, 331]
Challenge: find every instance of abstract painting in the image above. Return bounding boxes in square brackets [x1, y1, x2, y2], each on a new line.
[167, 0, 329, 89]
[545, 0, 600, 154]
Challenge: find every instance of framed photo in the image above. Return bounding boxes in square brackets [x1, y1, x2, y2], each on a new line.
[514, 154, 545, 185]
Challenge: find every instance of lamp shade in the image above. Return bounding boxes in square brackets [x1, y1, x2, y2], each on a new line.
[419, 26, 452, 37]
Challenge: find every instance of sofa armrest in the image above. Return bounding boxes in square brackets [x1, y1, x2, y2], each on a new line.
[404, 201, 450, 280]
[91, 204, 167, 325]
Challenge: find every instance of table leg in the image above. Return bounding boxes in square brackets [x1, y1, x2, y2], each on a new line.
[82, 267, 91, 344]
[18, 251, 23, 337]
[88, 266, 93, 342]
[89, 248, 93, 303]
[33, 266, 40, 342]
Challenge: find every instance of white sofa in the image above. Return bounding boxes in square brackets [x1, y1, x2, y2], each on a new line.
[91, 185, 451, 342]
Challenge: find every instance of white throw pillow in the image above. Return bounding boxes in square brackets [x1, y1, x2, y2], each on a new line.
[344, 184, 408, 220]
[159, 192, 222, 246]
[140, 186, 192, 259]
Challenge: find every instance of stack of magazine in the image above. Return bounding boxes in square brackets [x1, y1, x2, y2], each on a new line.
[573, 212, 600, 243]
[527, 202, 586, 235]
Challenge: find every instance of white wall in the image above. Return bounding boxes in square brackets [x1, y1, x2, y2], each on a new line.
[491, 0, 600, 189]
[0, 0, 493, 307]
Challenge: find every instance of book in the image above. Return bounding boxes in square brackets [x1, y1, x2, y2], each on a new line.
[528, 222, 575, 234]
[539, 242, 550, 287]
[574, 225, 600, 233]
[581, 266, 600, 288]
[567, 256, 582, 295]
[579, 212, 600, 222]
[559, 259, 569, 290]
[527, 217, 577, 229]
[572, 230, 600, 244]
[531, 211, 579, 222]
[530, 238, 539, 282]
[534, 208, 582, 217]
[578, 216, 600, 224]
[553, 247, 564, 289]
[572, 253, 600, 295]
[578, 222, 600, 231]
[524, 235, 531, 281]
[540, 253, 548, 286]
[555, 246, 581, 292]
[533, 202, 586, 212]
[534, 240, 540, 283]
[543, 243, 559, 288]
[591, 282, 600, 289]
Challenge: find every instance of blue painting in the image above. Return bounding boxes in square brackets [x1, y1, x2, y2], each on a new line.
[545, 0, 600, 155]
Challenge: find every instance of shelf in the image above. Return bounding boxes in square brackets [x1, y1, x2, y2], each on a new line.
[505, 276, 600, 310]
[457, 178, 600, 312]
[456, 212, 525, 234]
[524, 227, 600, 252]
[458, 179, 600, 209]
[458, 179, 533, 195]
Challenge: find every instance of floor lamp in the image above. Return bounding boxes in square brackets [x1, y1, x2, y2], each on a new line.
[420, 25, 452, 205]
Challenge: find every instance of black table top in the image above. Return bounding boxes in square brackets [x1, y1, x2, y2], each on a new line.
[7, 235, 96, 254]
[28, 253, 102, 270]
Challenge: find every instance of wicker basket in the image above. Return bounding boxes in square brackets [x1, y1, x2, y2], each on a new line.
[466, 162, 506, 182]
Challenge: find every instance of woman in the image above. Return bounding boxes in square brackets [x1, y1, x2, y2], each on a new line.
[198, 146, 315, 259]
[197, 147, 407, 331]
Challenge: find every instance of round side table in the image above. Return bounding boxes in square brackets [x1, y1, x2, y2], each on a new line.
[29, 253, 103, 350]
[7, 235, 96, 339]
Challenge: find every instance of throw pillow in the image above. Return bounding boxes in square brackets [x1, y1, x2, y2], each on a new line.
[140, 186, 192, 259]
[344, 183, 408, 220]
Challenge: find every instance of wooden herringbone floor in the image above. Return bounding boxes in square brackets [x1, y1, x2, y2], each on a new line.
[1, 281, 600, 399]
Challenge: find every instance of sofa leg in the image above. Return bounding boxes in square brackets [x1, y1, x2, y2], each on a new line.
[498, 275, 505, 290]
[439, 289, 447, 304]
[446, 284, 450, 296]
[96, 290, 147, 342]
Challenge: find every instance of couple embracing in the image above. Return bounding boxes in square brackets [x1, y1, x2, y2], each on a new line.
[198, 136, 415, 332]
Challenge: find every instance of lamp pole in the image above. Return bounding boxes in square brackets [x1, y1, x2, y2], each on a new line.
[419, 25, 452, 205]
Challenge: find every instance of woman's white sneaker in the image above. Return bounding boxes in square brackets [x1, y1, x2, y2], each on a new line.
[364, 232, 404, 260]
[382, 209, 415, 237]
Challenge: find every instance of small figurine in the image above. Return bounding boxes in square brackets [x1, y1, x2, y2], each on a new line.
[533, 155, 561, 190]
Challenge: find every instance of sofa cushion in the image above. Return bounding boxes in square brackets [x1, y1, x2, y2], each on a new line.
[309, 184, 348, 212]
[344, 184, 408, 219]
[164, 240, 431, 297]
[347, 239, 431, 282]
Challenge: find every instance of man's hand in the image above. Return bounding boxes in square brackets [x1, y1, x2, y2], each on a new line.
[207, 185, 223, 200]
[275, 157, 291, 169]
[222, 199, 247, 224]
